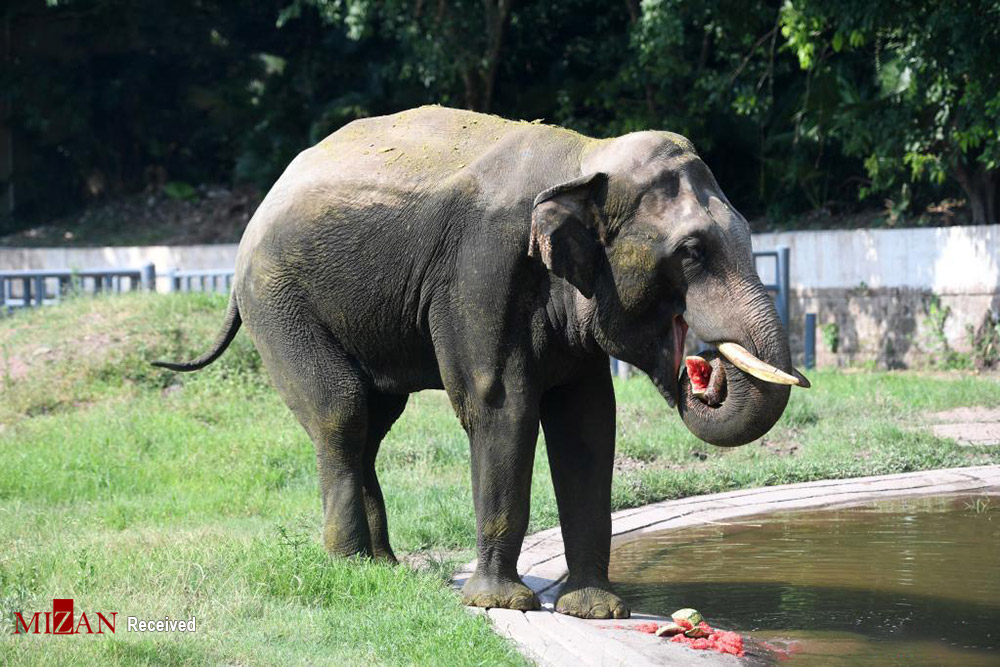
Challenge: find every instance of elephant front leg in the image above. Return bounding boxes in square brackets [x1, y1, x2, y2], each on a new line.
[460, 405, 541, 612]
[541, 363, 629, 619]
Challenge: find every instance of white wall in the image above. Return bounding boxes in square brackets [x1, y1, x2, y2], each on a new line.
[0, 244, 239, 273]
[0, 244, 240, 294]
[2, 224, 998, 298]
[753, 225, 1000, 295]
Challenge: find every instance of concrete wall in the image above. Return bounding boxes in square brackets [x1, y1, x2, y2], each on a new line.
[0, 244, 239, 272]
[2, 224, 998, 367]
[753, 225, 1000, 367]
[753, 225, 999, 293]
[0, 244, 239, 293]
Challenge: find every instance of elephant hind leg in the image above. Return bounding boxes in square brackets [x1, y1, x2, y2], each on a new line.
[363, 392, 408, 563]
[250, 316, 374, 557]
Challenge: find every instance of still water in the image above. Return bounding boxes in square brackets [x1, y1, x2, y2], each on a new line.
[610, 495, 1000, 666]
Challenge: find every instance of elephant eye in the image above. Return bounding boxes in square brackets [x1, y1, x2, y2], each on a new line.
[679, 238, 704, 264]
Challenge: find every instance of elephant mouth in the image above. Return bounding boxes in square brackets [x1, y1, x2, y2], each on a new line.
[653, 315, 809, 409]
[680, 340, 810, 408]
[671, 315, 688, 390]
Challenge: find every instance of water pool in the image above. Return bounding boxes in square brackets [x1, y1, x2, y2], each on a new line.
[610, 494, 1000, 665]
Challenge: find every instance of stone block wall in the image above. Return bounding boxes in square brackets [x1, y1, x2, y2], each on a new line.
[786, 288, 999, 368]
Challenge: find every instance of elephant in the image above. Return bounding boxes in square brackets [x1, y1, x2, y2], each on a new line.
[153, 105, 807, 620]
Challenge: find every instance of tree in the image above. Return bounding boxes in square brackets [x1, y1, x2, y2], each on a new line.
[279, 0, 512, 112]
[5, 0, 995, 232]
[781, 0, 1000, 223]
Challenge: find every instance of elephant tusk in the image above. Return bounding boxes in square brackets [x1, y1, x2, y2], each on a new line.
[717, 342, 808, 387]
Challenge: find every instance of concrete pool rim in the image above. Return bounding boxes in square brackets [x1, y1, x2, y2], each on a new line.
[452, 464, 1000, 666]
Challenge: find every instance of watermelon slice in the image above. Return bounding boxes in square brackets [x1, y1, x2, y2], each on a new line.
[685, 357, 712, 396]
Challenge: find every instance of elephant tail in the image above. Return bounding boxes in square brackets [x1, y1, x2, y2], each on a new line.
[151, 295, 242, 372]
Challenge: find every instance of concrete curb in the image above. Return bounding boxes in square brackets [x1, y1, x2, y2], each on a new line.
[452, 465, 1000, 666]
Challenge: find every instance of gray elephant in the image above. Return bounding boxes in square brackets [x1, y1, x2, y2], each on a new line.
[154, 105, 807, 619]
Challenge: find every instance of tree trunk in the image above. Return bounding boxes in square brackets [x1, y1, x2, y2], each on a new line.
[954, 159, 998, 225]
[622, 0, 657, 116]
[454, 0, 510, 112]
[479, 0, 511, 113]
[623, 0, 639, 23]
[462, 70, 483, 112]
[1, 11, 13, 216]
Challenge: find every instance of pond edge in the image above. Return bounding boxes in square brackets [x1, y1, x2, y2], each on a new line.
[451, 464, 1000, 667]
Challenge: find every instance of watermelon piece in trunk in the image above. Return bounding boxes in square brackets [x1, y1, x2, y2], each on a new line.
[685, 357, 712, 396]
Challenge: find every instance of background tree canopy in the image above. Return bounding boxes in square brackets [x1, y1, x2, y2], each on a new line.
[2, 0, 997, 235]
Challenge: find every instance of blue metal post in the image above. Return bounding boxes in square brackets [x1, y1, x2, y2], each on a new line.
[34, 276, 45, 305]
[804, 312, 816, 370]
[775, 245, 790, 328]
[141, 263, 156, 292]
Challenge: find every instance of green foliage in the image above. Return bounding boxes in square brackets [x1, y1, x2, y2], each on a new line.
[779, 0, 1000, 223]
[821, 322, 840, 353]
[963, 496, 992, 514]
[967, 311, 1000, 370]
[921, 294, 972, 370]
[161, 181, 198, 202]
[4, 0, 996, 230]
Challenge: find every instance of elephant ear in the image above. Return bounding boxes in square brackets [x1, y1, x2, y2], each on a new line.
[529, 172, 608, 299]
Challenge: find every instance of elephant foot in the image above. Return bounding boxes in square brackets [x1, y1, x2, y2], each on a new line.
[555, 579, 630, 619]
[372, 550, 398, 565]
[461, 572, 541, 611]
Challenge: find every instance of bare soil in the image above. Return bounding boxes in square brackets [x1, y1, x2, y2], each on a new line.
[400, 549, 467, 574]
[1, 185, 262, 247]
[0, 310, 116, 382]
[930, 407, 1000, 446]
[748, 198, 971, 233]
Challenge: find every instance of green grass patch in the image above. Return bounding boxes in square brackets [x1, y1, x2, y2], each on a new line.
[2, 293, 999, 664]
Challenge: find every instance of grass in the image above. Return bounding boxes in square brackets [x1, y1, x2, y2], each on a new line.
[2, 292, 999, 664]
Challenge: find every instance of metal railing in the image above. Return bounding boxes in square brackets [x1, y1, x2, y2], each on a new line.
[0, 264, 240, 313]
[1, 264, 156, 310]
[754, 246, 791, 327]
[166, 268, 234, 294]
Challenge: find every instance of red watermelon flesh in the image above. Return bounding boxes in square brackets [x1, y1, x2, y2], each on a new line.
[685, 356, 712, 395]
[669, 622, 745, 657]
[630, 618, 746, 657]
[633, 622, 660, 634]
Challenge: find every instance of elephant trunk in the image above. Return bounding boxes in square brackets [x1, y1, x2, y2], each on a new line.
[678, 284, 792, 447]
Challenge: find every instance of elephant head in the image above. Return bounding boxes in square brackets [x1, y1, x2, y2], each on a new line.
[529, 131, 808, 447]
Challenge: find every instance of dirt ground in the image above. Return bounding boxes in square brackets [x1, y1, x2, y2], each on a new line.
[1, 185, 262, 247]
[930, 406, 1000, 446]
